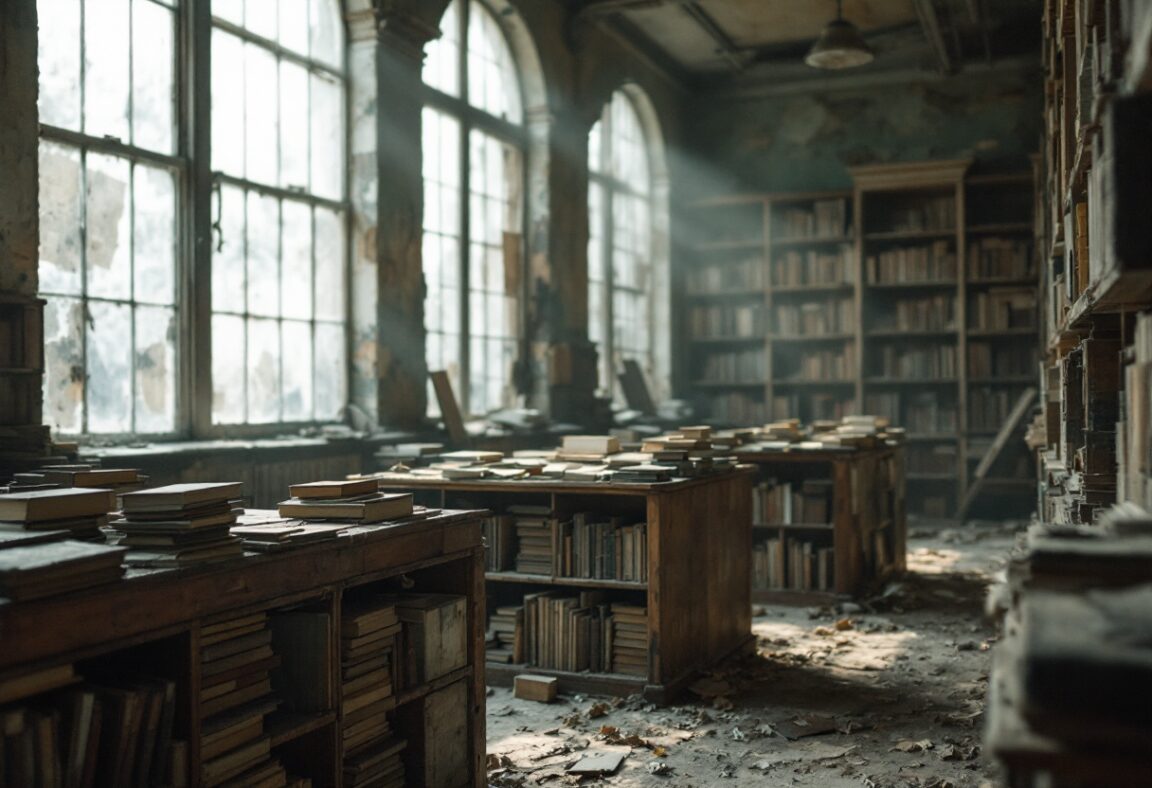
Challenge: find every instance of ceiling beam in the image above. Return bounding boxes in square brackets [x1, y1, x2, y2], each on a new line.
[679, 2, 748, 72]
[914, 0, 954, 74]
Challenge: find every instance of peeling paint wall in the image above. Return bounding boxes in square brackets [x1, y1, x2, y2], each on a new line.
[0, 3, 40, 297]
[684, 65, 1044, 196]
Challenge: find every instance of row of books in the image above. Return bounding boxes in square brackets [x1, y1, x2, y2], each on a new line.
[971, 386, 1031, 431]
[698, 349, 767, 383]
[969, 342, 1035, 377]
[686, 258, 764, 293]
[753, 480, 833, 525]
[0, 670, 186, 788]
[870, 195, 956, 233]
[967, 237, 1034, 280]
[769, 393, 856, 422]
[707, 393, 768, 425]
[774, 299, 855, 336]
[969, 288, 1036, 331]
[689, 304, 764, 339]
[499, 513, 648, 582]
[871, 294, 956, 332]
[866, 241, 957, 283]
[340, 599, 405, 785]
[874, 343, 957, 379]
[518, 593, 648, 676]
[772, 247, 854, 286]
[781, 345, 855, 382]
[774, 198, 848, 240]
[752, 537, 835, 592]
[865, 392, 958, 433]
[906, 444, 958, 474]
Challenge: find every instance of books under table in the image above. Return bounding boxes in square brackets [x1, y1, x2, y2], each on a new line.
[340, 597, 403, 781]
[199, 611, 284, 787]
[0, 487, 117, 541]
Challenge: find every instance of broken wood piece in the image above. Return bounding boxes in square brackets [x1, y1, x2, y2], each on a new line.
[513, 673, 558, 703]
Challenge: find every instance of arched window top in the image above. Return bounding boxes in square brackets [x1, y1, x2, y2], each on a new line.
[424, 1, 524, 125]
[590, 90, 651, 193]
[212, 0, 344, 68]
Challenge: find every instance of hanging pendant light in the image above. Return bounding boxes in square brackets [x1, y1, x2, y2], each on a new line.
[806, 0, 874, 69]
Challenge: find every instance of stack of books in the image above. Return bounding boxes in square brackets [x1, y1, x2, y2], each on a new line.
[482, 514, 515, 571]
[0, 487, 117, 541]
[199, 612, 282, 787]
[610, 604, 649, 676]
[278, 479, 413, 524]
[513, 511, 555, 575]
[343, 737, 406, 788]
[9, 464, 145, 496]
[555, 435, 621, 463]
[231, 509, 348, 552]
[341, 600, 402, 767]
[0, 540, 126, 600]
[485, 605, 524, 664]
[110, 483, 245, 568]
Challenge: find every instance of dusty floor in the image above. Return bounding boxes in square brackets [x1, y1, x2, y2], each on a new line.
[484, 521, 1021, 787]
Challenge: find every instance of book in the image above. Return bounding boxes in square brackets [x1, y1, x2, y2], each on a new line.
[0, 665, 77, 705]
[120, 483, 243, 513]
[559, 435, 621, 456]
[288, 478, 378, 500]
[39, 467, 141, 488]
[0, 488, 116, 523]
[277, 493, 414, 523]
[0, 541, 126, 601]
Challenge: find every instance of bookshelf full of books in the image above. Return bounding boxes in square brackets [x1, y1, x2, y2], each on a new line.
[0, 507, 489, 786]
[372, 471, 755, 702]
[686, 166, 1041, 518]
[738, 442, 905, 603]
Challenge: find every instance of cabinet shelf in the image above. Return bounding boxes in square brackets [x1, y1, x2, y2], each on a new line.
[770, 283, 854, 294]
[486, 571, 646, 591]
[864, 228, 956, 241]
[267, 711, 336, 748]
[772, 235, 852, 248]
[771, 333, 855, 343]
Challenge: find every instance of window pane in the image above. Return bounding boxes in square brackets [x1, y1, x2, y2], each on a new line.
[132, 0, 175, 152]
[466, 1, 522, 124]
[37, 0, 81, 130]
[213, 184, 247, 313]
[85, 154, 132, 301]
[133, 165, 176, 305]
[282, 320, 313, 420]
[212, 29, 246, 177]
[245, 44, 280, 185]
[84, 0, 131, 140]
[281, 200, 313, 320]
[280, 60, 310, 190]
[247, 192, 280, 317]
[309, 0, 343, 69]
[244, 0, 278, 41]
[213, 0, 244, 25]
[212, 313, 246, 424]
[135, 304, 176, 432]
[38, 142, 84, 296]
[314, 207, 345, 321]
[43, 296, 85, 433]
[310, 71, 343, 200]
[87, 300, 133, 433]
[279, 0, 309, 55]
[247, 317, 281, 423]
[314, 321, 345, 420]
[424, 1, 460, 97]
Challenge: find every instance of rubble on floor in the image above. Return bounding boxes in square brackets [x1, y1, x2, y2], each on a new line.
[486, 523, 1017, 787]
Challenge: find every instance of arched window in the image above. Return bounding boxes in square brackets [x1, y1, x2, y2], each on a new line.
[423, 0, 525, 417]
[37, 0, 349, 436]
[588, 88, 667, 401]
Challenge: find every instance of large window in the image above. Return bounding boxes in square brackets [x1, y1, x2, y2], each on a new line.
[588, 89, 659, 399]
[36, 0, 349, 437]
[422, 0, 525, 417]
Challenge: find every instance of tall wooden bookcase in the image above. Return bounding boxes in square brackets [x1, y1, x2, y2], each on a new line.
[685, 162, 1041, 518]
[0, 511, 489, 787]
[372, 470, 755, 703]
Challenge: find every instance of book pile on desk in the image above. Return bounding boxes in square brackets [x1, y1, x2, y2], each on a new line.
[199, 611, 286, 787]
[109, 483, 245, 568]
[231, 508, 348, 552]
[0, 540, 126, 601]
[7, 464, 146, 496]
[278, 479, 414, 523]
[0, 487, 117, 541]
[340, 599, 405, 785]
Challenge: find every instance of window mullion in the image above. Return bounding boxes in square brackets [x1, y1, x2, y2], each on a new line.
[188, 0, 215, 437]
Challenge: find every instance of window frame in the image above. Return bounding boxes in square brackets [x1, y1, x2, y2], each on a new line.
[588, 88, 659, 401]
[422, 0, 530, 418]
[36, 0, 354, 442]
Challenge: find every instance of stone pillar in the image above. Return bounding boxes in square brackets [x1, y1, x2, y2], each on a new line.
[370, 1, 449, 429]
[0, 1, 51, 470]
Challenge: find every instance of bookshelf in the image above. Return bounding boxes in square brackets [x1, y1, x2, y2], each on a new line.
[686, 164, 1041, 518]
[735, 443, 905, 604]
[0, 294, 50, 476]
[370, 470, 755, 702]
[0, 510, 488, 787]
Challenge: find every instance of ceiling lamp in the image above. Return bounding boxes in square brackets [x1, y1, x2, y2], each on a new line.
[805, 0, 874, 69]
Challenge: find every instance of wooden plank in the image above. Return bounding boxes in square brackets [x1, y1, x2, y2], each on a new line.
[431, 370, 470, 449]
[617, 359, 656, 416]
[958, 387, 1038, 519]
